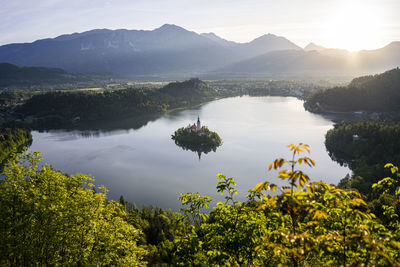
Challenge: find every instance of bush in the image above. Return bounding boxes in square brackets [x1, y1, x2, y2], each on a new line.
[0, 151, 146, 266]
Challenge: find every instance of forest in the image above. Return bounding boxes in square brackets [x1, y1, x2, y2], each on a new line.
[325, 121, 400, 193]
[0, 128, 31, 168]
[1, 144, 399, 266]
[304, 68, 400, 113]
[16, 78, 217, 128]
[172, 126, 222, 147]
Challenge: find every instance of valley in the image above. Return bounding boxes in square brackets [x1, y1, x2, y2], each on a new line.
[1, 7, 400, 265]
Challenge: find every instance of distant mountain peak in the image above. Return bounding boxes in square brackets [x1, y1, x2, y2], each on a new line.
[55, 29, 113, 41]
[247, 33, 301, 51]
[154, 24, 186, 32]
[264, 33, 277, 37]
[252, 33, 278, 41]
[201, 32, 219, 38]
[304, 42, 326, 51]
[383, 41, 400, 49]
[200, 32, 237, 47]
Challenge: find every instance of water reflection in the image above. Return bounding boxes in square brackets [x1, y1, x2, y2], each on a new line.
[33, 113, 162, 138]
[28, 96, 353, 210]
[173, 139, 219, 160]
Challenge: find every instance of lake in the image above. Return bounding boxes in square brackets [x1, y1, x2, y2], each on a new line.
[29, 96, 351, 210]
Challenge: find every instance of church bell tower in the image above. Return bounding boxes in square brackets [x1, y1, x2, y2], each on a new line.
[196, 116, 201, 131]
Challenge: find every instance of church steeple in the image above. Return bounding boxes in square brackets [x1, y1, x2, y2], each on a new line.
[196, 116, 201, 131]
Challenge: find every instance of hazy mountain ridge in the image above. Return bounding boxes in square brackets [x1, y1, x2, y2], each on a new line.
[0, 24, 305, 77]
[200, 32, 238, 47]
[0, 24, 399, 78]
[219, 42, 400, 76]
[304, 42, 326, 51]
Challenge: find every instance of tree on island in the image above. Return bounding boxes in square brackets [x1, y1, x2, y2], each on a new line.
[171, 117, 222, 159]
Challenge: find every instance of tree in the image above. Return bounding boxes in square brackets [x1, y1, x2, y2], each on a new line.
[0, 151, 146, 266]
[174, 144, 400, 266]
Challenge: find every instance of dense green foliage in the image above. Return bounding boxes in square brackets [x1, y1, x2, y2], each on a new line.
[0, 90, 31, 105]
[18, 78, 217, 128]
[19, 88, 162, 126]
[159, 78, 215, 99]
[172, 125, 222, 154]
[121, 201, 186, 265]
[305, 68, 400, 112]
[1, 145, 400, 265]
[173, 144, 400, 266]
[0, 128, 32, 167]
[325, 121, 400, 194]
[0, 152, 146, 266]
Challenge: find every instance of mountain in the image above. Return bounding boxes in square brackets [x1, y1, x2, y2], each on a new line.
[356, 42, 400, 73]
[0, 25, 302, 77]
[1, 25, 398, 78]
[218, 43, 400, 76]
[304, 68, 400, 112]
[0, 62, 90, 87]
[304, 42, 326, 51]
[217, 50, 349, 75]
[0, 24, 228, 76]
[201, 32, 238, 47]
[241, 33, 301, 57]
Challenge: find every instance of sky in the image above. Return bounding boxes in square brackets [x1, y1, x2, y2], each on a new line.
[1, 0, 399, 51]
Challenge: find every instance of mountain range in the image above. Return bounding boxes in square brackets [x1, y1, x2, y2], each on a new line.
[0, 24, 399, 78]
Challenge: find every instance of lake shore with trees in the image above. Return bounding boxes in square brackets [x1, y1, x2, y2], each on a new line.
[1, 70, 400, 265]
[1, 144, 399, 265]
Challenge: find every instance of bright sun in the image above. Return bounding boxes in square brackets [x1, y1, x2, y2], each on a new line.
[324, 1, 384, 51]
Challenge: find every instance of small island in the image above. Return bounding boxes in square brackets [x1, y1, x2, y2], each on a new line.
[172, 117, 222, 158]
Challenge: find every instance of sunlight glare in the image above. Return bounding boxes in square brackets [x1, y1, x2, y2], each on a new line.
[324, 1, 383, 51]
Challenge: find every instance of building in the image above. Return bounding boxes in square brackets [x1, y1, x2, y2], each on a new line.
[187, 116, 210, 137]
[196, 116, 201, 131]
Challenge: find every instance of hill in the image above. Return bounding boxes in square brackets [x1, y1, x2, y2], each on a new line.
[0, 63, 90, 87]
[304, 68, 400, 112]
[159, 78, 215, 98]
[17, 78, 217, 128]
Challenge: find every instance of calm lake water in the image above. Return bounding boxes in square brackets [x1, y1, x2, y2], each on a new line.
[29, 96, 351, 210]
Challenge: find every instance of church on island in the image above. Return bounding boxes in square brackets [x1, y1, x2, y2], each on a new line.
[171, 116, 222, 159]
[187, 116, 210, 136]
